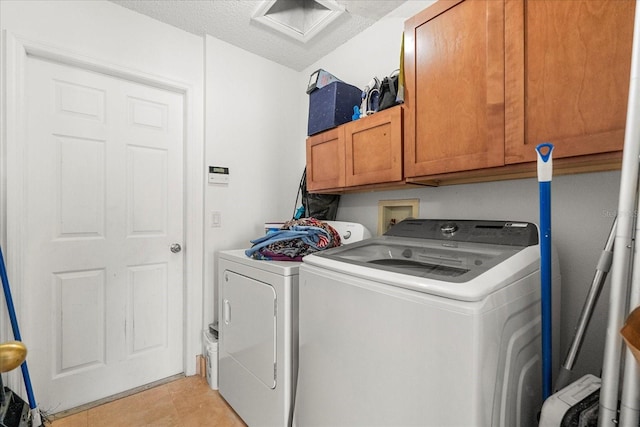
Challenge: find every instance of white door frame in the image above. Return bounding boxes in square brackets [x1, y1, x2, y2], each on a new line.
[0, 31, 204, 393]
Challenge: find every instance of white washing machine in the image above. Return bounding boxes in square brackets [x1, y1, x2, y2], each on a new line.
[293, 219, 561, 427]
[217, 221, 371, 427]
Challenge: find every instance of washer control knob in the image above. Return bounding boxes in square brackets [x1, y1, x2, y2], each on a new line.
[440, 222, 458, 236]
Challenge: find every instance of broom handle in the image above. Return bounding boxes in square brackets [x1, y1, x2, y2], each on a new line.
[536, 142, 554, 400]
[0, 246, 37, 411]
[600, 1, 640, 425]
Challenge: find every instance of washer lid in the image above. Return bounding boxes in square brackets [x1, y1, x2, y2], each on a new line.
[307, 220, 538, 284]
[313, 239, 525, 283]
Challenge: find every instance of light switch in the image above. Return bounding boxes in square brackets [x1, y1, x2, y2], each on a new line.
[211, 211, 221, 228]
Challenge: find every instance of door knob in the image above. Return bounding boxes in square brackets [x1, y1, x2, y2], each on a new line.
[170, 243, 182, 253]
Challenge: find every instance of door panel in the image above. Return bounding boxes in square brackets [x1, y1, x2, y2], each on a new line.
[345, 106, 403, 186]
[128, 146, 168, 235]
[306, 127, 345, 192]
[23, 56, 185, 411]
[55, 269, 106, 374]
[56, 134, 106, 237]
[404, 0, 505, 176]
[504, 0, 634, 163]
[128, 264, 168, 355]
[222, 271, 277, 389]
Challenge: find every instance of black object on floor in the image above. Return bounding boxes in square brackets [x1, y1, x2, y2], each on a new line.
[0, 387, 29, 427]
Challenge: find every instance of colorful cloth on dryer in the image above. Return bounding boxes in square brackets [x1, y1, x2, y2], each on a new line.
[245, 218, 341, 261]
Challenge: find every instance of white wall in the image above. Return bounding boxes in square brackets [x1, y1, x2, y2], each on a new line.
[0, 0, 205, 375]
[301, 0, 619, 380]
[204, 36, 305, 326]
[302, 1, 435, 90]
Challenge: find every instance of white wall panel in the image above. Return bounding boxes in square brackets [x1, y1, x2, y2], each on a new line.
[204, 36, 303, 326]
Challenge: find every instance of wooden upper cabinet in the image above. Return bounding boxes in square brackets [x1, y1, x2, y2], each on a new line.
[306, 106, 404, 192]
[344, 106, 403, 187]
[404, 0, 505, 178]
[306, 127, 345, 192]
[307, 0, 634, 192]
[505, 0, 634, 164]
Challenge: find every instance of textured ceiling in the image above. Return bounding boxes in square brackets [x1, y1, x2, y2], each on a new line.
[109, 0, 407, 71]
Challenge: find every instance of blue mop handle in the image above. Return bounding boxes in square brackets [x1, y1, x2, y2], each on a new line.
[536, 143, 554, 400]
[0, 246, 38, 411]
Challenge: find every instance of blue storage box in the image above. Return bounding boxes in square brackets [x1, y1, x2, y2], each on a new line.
[308, 81, 362, 136]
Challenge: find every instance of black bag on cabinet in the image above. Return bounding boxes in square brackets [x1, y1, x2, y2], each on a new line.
[378, 70, 401, 111]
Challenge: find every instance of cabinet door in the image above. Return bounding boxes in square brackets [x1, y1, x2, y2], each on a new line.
[306, 127, 345, 192]
[404, 0, 505, 177]
[345, 106, 403, 187]
[505, 0, 634, 164]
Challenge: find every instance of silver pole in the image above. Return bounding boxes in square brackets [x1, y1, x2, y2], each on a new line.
[619, 188, 640, 427]
[599, 2, 640, 425]
[554, 217, 616, 392]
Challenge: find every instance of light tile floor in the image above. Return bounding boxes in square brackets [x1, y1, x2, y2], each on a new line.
[47, 376, 246, 427]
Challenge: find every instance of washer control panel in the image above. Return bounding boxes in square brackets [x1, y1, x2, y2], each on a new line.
[385, 219, 538, 247]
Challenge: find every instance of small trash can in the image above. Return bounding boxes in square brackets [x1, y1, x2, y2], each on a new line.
[203, 330, 218, 390]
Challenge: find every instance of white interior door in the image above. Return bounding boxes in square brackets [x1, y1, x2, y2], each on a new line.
[22, 55, 185, 412]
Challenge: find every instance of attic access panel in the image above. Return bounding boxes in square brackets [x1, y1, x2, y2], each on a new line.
[252, 0, 346, 43]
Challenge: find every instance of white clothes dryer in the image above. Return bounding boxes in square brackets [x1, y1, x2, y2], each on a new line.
[217, 221, 370, 427]
[293, 219, 561, 427]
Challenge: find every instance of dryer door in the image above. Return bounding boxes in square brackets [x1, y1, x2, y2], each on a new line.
[222, 271, 277, 389]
